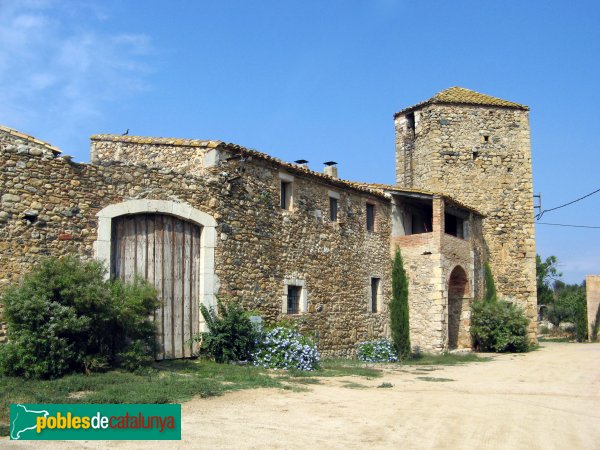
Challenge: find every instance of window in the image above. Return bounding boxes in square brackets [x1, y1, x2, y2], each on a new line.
[329, 197, 338, 221]
[279, 172, 294, 211]
[287, 285, 302, 314]
[406, 112, 416, 138]
[281, 181, 292, 210]
[445, 213, 465, 239]
[366, 203, 375, 232]
[370, 278, 381, 313]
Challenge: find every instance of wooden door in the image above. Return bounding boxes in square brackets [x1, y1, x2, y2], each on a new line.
[112, 214, 201, 359]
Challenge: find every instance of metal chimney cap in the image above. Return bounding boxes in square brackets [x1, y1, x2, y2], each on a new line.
[323, 161, 337, 166]
[294, 159, 309, 164]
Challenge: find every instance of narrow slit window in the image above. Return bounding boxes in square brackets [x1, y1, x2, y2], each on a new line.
[329, 197, 338, 221]
[280, 181, 292, 210]
[366, 203, 375, 232]
[371, 278, 381, 313]
[287, 286, 301, 314]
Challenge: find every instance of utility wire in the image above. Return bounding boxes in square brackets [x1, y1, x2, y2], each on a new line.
[537, 222, 600, 229]
[536, 186, 600, 219]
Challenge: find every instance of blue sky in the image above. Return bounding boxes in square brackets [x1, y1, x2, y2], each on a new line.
[1, 0, 599, 283]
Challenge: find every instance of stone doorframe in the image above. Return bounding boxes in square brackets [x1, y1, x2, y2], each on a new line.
[93, 199, 218, 325]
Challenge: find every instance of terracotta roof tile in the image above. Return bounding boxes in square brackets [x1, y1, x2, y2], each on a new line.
[394, 86, 528, 117]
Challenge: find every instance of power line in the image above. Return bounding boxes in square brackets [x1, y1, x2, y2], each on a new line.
[537, 222, 600, 229]
[536, 186, 600, 219]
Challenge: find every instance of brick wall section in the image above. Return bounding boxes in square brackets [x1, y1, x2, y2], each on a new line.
[586, 276, 600, 341]
[0, 130, 391, 357]
[391, 197, 484, 352]
[395, 104, 537, 341]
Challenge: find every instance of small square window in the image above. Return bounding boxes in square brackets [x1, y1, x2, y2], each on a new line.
[287, 285, 302, 314]
[371, 278, 381, 313]
[366, 203, 375, 232]
[329, 197, 338, 221]
[281, 181, 292, 210]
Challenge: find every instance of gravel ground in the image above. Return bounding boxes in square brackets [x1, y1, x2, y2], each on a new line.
[4, 342, 600, 450]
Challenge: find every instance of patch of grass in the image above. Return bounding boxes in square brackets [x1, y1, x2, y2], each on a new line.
[286, 359, 383, 379]
[377, 382, 393, 388]
[340, 381, 368, 390]
[537, 336, 570, 343]
[0, 359, 282, 436]
[407, 353, 490, 366]
[417, 376, 455, 382]
[286, 377, 321, 385]
[0, 357, 385, 436]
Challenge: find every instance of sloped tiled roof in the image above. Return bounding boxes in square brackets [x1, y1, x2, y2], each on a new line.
[0, 124, 62, 154]
[394, 86, 529, 117]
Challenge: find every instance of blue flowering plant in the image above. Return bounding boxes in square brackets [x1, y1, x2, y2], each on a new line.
[253, 326, 320, 371]
[356, 338, 398, 363]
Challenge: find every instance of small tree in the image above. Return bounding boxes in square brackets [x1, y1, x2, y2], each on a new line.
[484, 263, 497, 303]
[390, 248, 410, 359]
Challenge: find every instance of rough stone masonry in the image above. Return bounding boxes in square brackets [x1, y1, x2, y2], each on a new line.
[0, 87, 537, 355]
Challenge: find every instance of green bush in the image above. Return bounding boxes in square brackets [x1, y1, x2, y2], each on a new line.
[390, 248, 410, 359]
[0, 257, 159, 379]
[197, 301, 259, 363]
[470, 299, 530, 352]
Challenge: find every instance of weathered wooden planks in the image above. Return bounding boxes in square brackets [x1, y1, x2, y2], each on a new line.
[111, 213, 201, 360]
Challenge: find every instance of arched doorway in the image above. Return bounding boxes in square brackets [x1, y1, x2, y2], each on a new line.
[94, 200, 217, 360]
[448, 265, 470, 350]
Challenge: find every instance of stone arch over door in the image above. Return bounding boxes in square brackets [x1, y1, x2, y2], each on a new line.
[447, 265, 470, 350]
[94, 200, 217, 359]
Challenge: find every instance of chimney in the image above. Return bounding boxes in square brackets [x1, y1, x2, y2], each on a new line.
[294, 159, 309, 169]
[323, 161, 338, 178]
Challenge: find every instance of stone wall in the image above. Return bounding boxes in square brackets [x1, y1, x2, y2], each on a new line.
[0, 130, 392, 356]
[395, 104, 537, 341]
[586, 275, 600, 341]
[91, 135, 216, 177]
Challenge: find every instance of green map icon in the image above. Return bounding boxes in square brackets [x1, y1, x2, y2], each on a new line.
[10, 404, 49, 440]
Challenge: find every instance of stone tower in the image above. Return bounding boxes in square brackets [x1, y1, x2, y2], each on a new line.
[394, 87, 537, 341]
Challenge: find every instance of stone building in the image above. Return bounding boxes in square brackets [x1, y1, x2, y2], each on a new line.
[586, 276, 600, 341]
[0, 87, 537, 356]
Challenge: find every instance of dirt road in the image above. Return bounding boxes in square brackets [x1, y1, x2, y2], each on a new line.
[5, 342, 600, 449]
